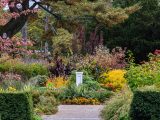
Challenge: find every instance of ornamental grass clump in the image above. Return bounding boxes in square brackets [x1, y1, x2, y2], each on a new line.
[101, 87, 132, 120]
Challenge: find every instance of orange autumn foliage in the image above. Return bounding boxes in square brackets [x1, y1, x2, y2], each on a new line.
[46, 77, 68, 89]
[62, 97, 100, 105]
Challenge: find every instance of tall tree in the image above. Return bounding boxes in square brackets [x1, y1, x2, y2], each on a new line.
[105, 0, 160, 62]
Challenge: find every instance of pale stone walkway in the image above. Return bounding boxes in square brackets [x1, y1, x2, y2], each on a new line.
[43, 105, 103, 120]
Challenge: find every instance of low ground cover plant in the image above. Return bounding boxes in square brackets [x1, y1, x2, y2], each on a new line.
[62, 97, 100, 105]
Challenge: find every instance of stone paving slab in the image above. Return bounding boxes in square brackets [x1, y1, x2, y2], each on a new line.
[42, 105, 103, 120]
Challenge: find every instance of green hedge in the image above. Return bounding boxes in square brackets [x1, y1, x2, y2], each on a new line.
[130, 91, 160, 120]
[0, 92, 33, 120]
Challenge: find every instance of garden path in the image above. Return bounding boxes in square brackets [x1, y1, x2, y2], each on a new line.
[42, 105, 103, 120]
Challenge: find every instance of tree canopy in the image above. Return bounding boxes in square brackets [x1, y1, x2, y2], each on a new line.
[105, 0, 160, 62]
[0, 0, 140, 38]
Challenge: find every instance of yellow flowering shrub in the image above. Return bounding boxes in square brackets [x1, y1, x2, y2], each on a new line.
[46, 77, 68, 89]
[99, 69, 126, 91]
[8, 87, 16, 92]
[0, 87, 17, 92]
[0, 88, 3, 92]
[62, 97, 100, 105]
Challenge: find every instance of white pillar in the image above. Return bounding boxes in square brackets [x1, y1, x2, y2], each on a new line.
[76, 72, 83, 86]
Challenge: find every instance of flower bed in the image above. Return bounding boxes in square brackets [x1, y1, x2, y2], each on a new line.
[62, 97, 100, 105]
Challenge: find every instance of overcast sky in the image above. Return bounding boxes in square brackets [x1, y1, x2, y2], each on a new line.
[3, 0, 40, 11]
